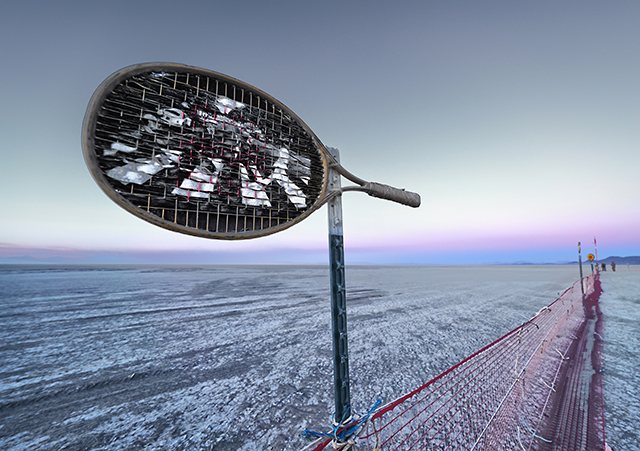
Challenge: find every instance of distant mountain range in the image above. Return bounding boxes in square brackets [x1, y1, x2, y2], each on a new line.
[571, 256, 640, 266]
[596, 256, 640, 265]
[1, 255, 639, 266]
[0, 255, 142, 265]
[510, 256, 640, 266]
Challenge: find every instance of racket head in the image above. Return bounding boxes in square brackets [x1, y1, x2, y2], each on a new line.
[82, 63, 329, 240]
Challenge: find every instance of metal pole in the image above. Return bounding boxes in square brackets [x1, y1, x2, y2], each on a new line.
[578, 242, 585, 303]
[327, 147, 351, 424]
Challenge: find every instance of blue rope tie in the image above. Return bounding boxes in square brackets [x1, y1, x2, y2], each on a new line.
[302, 399, 382, 442]
[522, 416, 552, 443]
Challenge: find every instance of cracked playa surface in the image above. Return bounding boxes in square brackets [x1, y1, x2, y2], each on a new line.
[0, 265, 593, 450]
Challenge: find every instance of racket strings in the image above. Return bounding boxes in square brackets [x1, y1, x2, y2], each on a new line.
[92, 70, 325, 236]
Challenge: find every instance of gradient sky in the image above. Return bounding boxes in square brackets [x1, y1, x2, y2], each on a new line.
[1, 1, 639, 264]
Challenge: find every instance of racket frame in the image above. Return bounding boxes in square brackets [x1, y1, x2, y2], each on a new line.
[82, 62, 331, 240]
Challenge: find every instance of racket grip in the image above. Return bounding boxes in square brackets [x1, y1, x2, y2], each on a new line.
[363, 182, 421, 208]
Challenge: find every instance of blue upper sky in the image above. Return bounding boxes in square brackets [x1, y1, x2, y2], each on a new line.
[1, 1, 638, 264]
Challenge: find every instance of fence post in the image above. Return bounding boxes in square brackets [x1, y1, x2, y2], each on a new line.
[327, 147, 352, 424]
[578, 242, 585, 303]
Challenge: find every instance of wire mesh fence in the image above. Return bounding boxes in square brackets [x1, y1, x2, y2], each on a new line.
[305, 272, 605, 451]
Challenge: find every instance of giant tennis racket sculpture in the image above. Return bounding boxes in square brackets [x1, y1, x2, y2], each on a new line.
[83, 63, 420, 432]
[82, 63, 420, 240]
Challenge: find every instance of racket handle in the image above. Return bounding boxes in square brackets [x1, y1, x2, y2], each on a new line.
[363, 182, 421, 208]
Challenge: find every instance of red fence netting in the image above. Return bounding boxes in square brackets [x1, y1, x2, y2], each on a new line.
[304, 272, 606, 451]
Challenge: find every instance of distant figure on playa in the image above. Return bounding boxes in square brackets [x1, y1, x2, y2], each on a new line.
[611, 261, 616, 271]
[601, 262, 606, 271]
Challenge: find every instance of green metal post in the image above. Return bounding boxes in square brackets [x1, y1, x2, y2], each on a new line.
[578, 242, 585, 303]
[327, 147, 351, 424]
